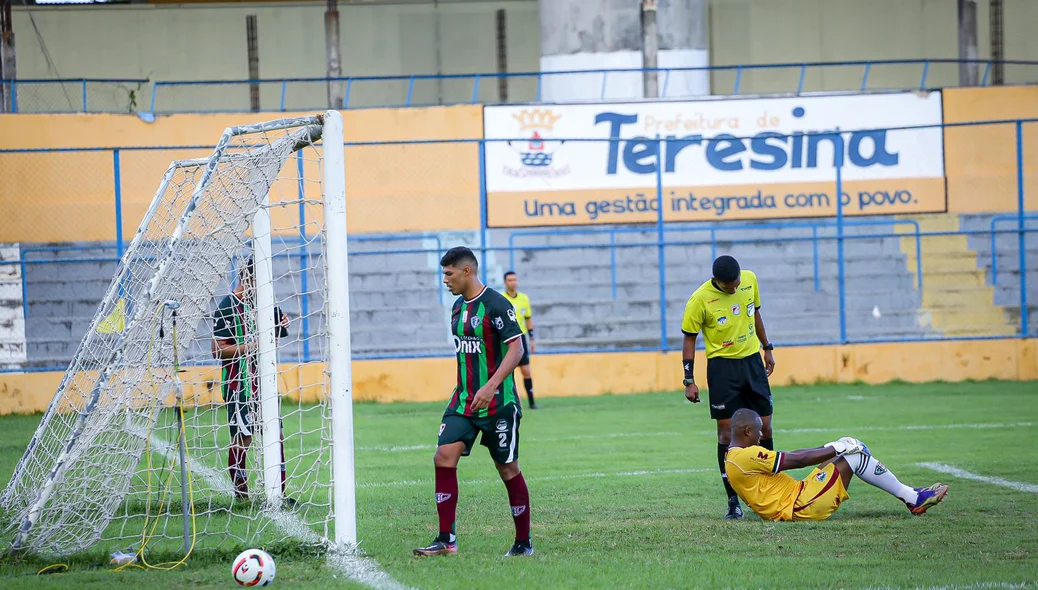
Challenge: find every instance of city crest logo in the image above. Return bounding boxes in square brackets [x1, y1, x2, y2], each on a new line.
[503, 109, 570, 179]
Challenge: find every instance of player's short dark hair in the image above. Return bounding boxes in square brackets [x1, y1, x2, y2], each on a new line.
[731, 408, 761, 432]
[503, 271, 517, 280]
[712, 255, 741, 282]
[440, 246, 478, 269]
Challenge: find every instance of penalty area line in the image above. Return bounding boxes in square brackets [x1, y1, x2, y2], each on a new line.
[916, 462, 1038, 493]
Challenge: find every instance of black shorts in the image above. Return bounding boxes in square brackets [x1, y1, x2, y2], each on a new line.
[226, 393, 256, 439]
[226, 393, 282, 440]
[518, 334, 531, 367]
[438, 407, 521, 464]
[706, 354, 773, 420]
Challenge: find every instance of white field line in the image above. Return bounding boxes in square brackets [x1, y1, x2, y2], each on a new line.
[916, 462, 1038, 493]
[356, 431, 684, 453]
[357, 422, 1035, 454]
[149, 433, 234, 496]
[150, 434, 414, 590]
[359, 468, 713, 489]
[861, 583, 1037, 590]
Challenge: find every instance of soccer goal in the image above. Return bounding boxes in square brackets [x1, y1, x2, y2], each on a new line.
[0, 111, 356, 558]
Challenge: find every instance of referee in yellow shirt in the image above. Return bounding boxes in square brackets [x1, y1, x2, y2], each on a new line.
[503, 271, 537, 409]
[681, 255, 776, 519]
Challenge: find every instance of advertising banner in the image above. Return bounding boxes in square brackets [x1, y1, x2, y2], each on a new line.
[483, 93, 947, 226]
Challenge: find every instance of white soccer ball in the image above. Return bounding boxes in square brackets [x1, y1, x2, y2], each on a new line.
[232, 549, 276, 586]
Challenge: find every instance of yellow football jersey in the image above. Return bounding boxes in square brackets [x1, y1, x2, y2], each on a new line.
[502, 291, 532, 335]
[724, 445, 800, 521]
[680, 270, 761, 359]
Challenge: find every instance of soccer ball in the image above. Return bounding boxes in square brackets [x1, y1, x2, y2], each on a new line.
[232, 549, 276, 586]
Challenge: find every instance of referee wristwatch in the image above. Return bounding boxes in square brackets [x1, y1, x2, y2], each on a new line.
[762, 343, 774, 351]
[682, 378, 695, 386]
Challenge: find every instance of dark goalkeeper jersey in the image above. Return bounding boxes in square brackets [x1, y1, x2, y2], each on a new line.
[446, 286, 524, 418]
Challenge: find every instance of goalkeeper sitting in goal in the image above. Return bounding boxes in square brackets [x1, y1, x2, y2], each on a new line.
[725, 409, 948, 521]
[211, 257, 292, 505]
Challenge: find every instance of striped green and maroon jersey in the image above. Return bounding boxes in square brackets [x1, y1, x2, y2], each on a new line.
[446, 286, 524, 418]
[213, 293, 287, 403]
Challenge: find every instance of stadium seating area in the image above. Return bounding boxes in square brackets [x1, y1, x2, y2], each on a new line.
[961, 213, 1038, 336]
[11, 213, 1032, 370]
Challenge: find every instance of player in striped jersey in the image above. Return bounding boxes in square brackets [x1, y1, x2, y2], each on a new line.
[413, 247, 533, 558]
[211, 258, 291, 505]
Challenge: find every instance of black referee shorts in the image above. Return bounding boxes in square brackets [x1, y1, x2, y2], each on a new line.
[706, 354, 773, 421]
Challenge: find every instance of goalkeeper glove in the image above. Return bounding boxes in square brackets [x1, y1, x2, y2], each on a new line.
[825, 436, 866, 456]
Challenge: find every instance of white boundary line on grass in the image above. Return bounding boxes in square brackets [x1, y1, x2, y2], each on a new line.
[360, 468, 713, 489]
[357, 422, 1035, 454]
[862, 583, 1037, 590]
[149, 434, 414, 590]
[916, 462, 1038, 493]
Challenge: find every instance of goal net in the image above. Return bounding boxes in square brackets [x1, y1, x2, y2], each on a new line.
[0, 111, 355, 558]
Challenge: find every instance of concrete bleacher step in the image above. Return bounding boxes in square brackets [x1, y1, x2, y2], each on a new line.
[26, 279, 112, 300]
[921, 287, 1002, 309]
[519, 263, 917, 292]
[994, 281, 1038, 301]
[919, 306, 1016, 336]
[513, 243, 908, 269]
[1004, 306, 1038, 335]
[897, 213, 1015, 340]
[920, 270, 988, 289]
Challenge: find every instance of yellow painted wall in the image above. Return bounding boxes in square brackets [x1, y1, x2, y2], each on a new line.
[943, 86, 1038, 214]
[3, 339, 1035, 415]
[3, 86, 1038, 246]
[0, 106, 483, 242]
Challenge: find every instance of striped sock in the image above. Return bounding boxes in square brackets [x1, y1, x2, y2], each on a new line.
[845, 451, 917, 504]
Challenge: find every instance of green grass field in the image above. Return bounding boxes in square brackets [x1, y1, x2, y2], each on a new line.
[2, 380, 1037, 589]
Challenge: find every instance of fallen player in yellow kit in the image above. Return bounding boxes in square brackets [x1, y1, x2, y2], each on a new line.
[725, 408, 948, 521]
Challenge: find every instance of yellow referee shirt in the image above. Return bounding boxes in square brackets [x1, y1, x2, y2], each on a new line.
[502, 291, 532, 335]
[680, 270, 761, 359]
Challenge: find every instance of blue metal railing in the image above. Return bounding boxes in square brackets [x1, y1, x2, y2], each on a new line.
[507, 219, 923, 299]
[6, 59, 1038, 114]
[989, 214, 1038, 285]
[10, 225, 1035, 373]
[1, 78, 149, 113]
[16, 232, 445, 343]
[148, 59, 1038, 113]
[3, 116, 1036, 372]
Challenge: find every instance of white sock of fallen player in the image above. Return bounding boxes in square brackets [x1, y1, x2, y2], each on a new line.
[842, 450, 919, 505]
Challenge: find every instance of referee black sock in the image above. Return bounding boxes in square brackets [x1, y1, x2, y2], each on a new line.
[523, 378, 535, 405]
[717, 443, 738, 501]
[761, 437, 774, 451]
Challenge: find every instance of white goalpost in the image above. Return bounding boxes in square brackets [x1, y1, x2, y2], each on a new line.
[0, 111, 356, 557]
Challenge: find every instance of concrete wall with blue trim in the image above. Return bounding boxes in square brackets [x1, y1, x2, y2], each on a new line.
[9, 1, 1038, 111]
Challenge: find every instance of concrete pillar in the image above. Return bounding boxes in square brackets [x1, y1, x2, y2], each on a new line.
[539, 0, 708, 102]
[958, 0, 978, 86]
